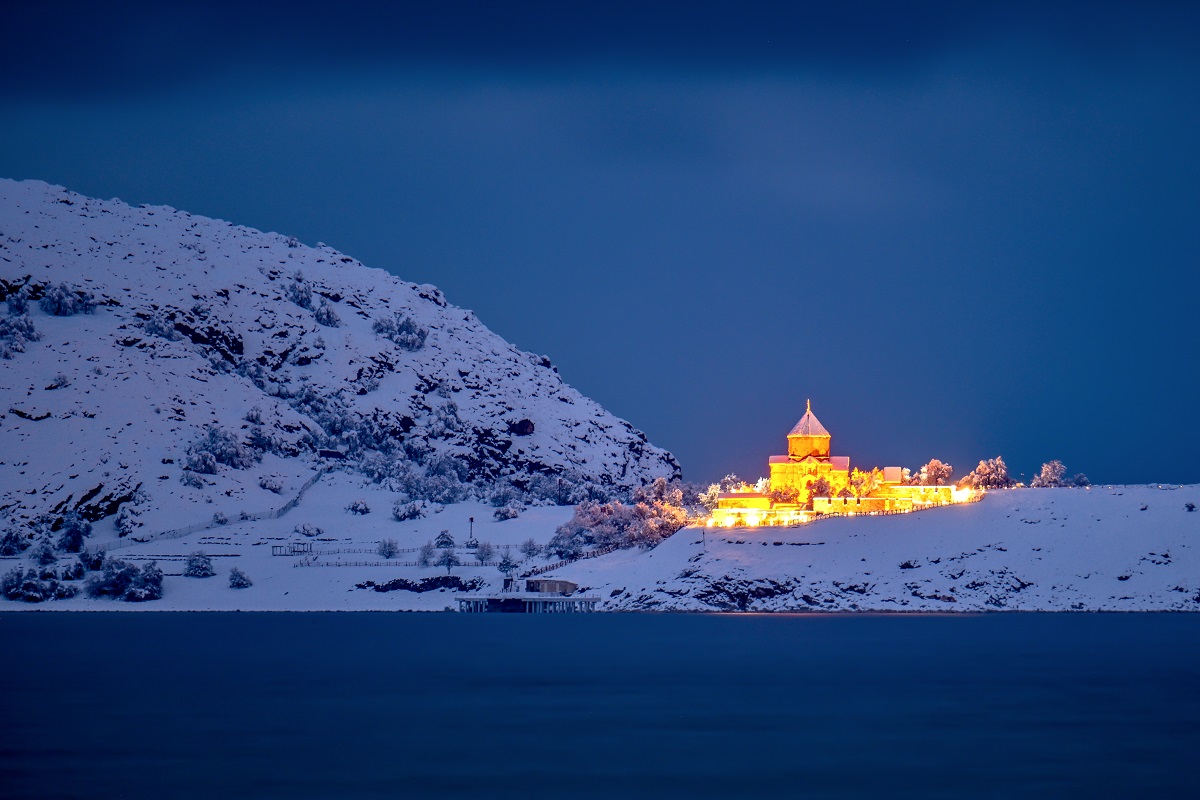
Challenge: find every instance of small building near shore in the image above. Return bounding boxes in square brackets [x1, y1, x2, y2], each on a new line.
[459, 578, 599, 613]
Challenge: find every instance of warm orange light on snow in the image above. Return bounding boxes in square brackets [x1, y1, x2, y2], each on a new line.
[706, 401, 981, 528]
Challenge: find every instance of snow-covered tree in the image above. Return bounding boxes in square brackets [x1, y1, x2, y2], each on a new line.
[377, 538, 399, 559]
[474, 541, 495, 564]
[55, 511, 92, 553]
[963, 457, 1015, 489]
[435, 548, 460, 574]
[808, 477, 833, 498]
[0, 528, 29, 556]
[1031, 460, 1067, 488]
[849, 468, 883, 499]
[228, 567, 253, 589]
[417, 541, 436, 567]
[183, 551, 216, 578]
[434, 531, 455, 549]
[767, 486, 800, 504]
[518, 538, 541, 560]
[920, 459, 953, 486]
[547, 479, 689, 558]
[497, 552, 518, 576]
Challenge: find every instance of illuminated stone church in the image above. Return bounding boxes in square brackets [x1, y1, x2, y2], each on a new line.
[711, 401, 968, 527]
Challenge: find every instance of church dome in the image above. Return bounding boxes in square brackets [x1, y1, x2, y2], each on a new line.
[788, 400, 830, 438]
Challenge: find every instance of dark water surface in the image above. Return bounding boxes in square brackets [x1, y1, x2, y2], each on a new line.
[2, 613, 1197, 799]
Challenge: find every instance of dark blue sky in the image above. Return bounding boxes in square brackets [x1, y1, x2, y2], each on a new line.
[3, 1, 1197, 484]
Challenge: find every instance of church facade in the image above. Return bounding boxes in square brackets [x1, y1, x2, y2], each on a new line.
[711, 401, 969, 527]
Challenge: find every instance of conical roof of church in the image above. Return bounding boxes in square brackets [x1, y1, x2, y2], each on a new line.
[788, 400, 830, 438]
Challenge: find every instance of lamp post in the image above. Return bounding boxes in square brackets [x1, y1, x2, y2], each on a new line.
[469, 516, 474, 540]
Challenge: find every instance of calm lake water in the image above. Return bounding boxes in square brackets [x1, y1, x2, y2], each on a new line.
[2, 612, 1197, 799]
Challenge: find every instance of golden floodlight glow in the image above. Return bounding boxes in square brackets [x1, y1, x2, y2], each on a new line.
[709, 401, 981, 528]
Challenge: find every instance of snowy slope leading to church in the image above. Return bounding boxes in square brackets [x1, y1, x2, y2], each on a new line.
[0, 178, 679, 537]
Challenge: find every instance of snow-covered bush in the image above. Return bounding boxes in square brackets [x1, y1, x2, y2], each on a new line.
[417, 541, 435, 567]
[142, 309, 181, 340]
[180, 470, 206, 489]
[346, 499, 371, 515]
[1071, 473, 1090, 488]
[85, 559, 163, 602]
[183, 551, 216, 578]
[377, 538, 399, 559]
[39, 283, 97, 316]
[314, 300, 340, 327]
[393, 500, 429, 522]
[186, 424, 260, 473]
[212, 511, 229, 526]
[61, 560, 86, 581]
[45, 372, 70, 390]
[285, 274, 313, 309]
[6, 287, 28, 314]
[3, 567, 78, 602]
[0, 528, 30, 556]
[31, 539, 57, 566]
[295, 523, 324, 537]
[372, 313, 428, 351]
[493, 505, 520, 521]
[55, 511, 92, 553]
[228, 567, 253, 589]
[259, 475, 284, 494]
[185, 450, 219, 475]
[78, 547, 105, 571]
[0, 313, 42, 358]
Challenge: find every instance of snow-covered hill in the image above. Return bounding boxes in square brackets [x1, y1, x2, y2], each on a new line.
[553, 485, 1200, 611]
[0, 178, 678, 541]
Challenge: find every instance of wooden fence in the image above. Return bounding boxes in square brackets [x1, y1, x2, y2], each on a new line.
[101, 468, 329, 553]
[521, 543, 620, 578]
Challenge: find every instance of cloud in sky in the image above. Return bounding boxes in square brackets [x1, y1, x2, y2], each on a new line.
[3, 2, 1198, 483]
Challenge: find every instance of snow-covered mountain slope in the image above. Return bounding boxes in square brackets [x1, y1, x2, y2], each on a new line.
[552, 486, 1200, 611]
[0, 178, 678, 537]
